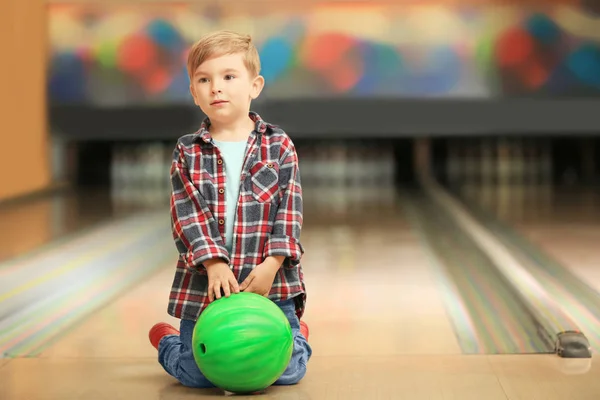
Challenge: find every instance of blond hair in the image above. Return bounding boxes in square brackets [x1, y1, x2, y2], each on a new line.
[187, 30, 261, 79]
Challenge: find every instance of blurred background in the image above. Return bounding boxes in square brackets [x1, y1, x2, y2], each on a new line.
[3, 0, 600, 379]
[46, 0, 600, 201]
[47, 1, 600, 104]
[4, 0, 600, 200]
[2, 0, 600, 267]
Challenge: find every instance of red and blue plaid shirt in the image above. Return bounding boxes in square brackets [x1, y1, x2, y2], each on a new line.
[167, 112, 306, 321]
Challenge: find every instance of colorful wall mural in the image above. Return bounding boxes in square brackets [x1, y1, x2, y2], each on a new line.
[48, 2, 600, 106]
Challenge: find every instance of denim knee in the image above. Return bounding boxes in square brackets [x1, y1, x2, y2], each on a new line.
[272, 298, 312, 386]
[273, 359, 307, 385]
[157, 322, 215, 389]
[175, 365, 214, 389]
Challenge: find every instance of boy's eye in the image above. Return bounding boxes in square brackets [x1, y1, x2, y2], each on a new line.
[224, 75, 235, 80]
[198, 78, 208, 83]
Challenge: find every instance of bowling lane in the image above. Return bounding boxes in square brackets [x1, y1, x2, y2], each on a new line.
[488, 186, 600, 293]
[37, 186, 463, 359]
[0, 186, 472, 398]
[0, 184, 170, 266]
[5, 185, 600, 399]
[300, 189, 464, 357]
[36, 264, 180, 359]
[456, 184, 600, 289]
[455, 184, 600, 352]
[0, 188, 118, 263]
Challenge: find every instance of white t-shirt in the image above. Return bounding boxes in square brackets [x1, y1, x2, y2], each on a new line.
[212, 139, 248, 254]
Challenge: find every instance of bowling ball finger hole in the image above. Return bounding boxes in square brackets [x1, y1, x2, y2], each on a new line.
[200, 343, 207, 354]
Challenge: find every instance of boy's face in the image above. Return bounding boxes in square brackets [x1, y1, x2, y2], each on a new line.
[189, 52, 264, 126]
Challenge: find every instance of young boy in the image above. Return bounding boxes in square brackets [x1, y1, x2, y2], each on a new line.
[148, 30, 312, 390]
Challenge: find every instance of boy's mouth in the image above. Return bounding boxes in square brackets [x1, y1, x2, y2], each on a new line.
[211, 100, 228, 105]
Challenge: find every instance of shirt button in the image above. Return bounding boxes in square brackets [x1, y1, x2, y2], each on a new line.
[218, 219, 224, 225]
[218, 188, 224, 194]
[267, 163, 273, 168]
[217, 159, 223, 165]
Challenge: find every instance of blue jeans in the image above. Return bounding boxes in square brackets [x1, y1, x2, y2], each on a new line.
[158, 298, 312, 389]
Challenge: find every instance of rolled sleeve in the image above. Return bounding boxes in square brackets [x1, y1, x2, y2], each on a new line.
[264, 141, 304, 268]
[171, 143, 230, 270]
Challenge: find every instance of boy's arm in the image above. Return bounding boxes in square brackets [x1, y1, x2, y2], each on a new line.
[170, 142, 230, 270]
[263, 140, 304, 269]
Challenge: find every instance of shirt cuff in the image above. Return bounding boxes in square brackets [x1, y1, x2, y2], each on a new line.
[185, 241, 230, 269]
[264, 235, 304, 268]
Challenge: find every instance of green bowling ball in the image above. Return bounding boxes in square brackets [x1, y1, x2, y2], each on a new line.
[192, 292, 294, 393]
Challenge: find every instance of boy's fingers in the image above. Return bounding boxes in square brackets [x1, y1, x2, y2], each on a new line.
[230, 277, 240, 293]
[208, 284, 214, 302]
[240, 275, 254, 291]
[214, 280, 222, 300]
[223, 282, 231, 297]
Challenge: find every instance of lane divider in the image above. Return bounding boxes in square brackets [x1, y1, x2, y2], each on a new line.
[0, 212, 175, 357]
[456, 197, 600, 354]
[403, 191, 550, 354]
[400, 191, 482, 354]
[0, 227, 171, 355]
[0, 213, 152, 274]
[4, 241, 174, 357]
[421, 176, 591, 358]
[0, 214, 166, 303]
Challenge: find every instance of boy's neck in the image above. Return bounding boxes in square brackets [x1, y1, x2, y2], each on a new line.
[209, 116, 255, 142]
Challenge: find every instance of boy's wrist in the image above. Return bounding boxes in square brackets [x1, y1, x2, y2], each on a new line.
[204, 257, 227, 268]
[263, 255, 284, 270]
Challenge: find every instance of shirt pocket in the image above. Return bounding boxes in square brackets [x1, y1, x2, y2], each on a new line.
[249, 160, 279, 203]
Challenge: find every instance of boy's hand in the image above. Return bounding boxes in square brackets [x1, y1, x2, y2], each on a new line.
[204, 259, 239, 302]
[240, 257, 283, 297]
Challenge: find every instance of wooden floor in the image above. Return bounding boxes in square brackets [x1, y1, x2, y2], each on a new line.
[468, 185, 600, 295]
[1, 184, 600, 399]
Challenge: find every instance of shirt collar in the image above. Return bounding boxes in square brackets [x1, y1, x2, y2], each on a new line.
[194, 111, 268, 144]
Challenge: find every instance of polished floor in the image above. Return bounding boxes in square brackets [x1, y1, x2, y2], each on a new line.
[1, 183, 600, 399]
[461, 185, 600, 294]
[0, 187, 152, 264]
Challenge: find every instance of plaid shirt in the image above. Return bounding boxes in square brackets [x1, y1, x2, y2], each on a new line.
[167, 112, 306, 321]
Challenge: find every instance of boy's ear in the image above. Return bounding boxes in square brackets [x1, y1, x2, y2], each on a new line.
[250, 75, 265, 99]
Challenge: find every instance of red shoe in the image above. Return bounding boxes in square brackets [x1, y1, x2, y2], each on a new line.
[149, 322, 179, 350]
[299, 321, 309, 341]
